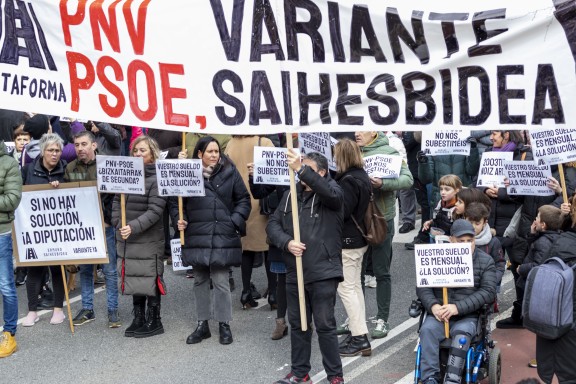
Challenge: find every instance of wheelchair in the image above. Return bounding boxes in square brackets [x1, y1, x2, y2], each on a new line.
[410, 299, 501, 384]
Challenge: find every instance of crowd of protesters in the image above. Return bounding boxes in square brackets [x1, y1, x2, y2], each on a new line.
[0, 109, 574, 384]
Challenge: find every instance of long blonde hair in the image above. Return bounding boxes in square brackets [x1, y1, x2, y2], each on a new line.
[333, 138, 364, 172]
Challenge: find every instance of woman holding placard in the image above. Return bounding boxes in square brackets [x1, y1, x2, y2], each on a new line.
[21, 133, 67, 326]
[354, 131, 413, 339]
[175, 136, 251, 345]
[112, 136, 167, 338]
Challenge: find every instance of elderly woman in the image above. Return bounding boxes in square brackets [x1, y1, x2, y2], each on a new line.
[112, 136, 166, 338]
[175, 136, 251, 346]
[21, 133, 67, 326]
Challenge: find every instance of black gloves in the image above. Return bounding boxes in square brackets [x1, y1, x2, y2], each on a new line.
[416, 150, 428, 163]
[466, 136, 477, 148]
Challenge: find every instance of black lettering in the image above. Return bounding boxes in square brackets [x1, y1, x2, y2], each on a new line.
[249, 71, 281, 125]
[403, 71, 436, 125]
[367, 74, 399, 125]
[497, 65, 525, 124]
[429, 13, 469, 59]
[284, 0, 324, 62]
[213, 69, 246, 125]
[209, 0, 245, 61]
[468, 9, 508, 57]
[532, 64, 565, 124]
[336, 74, 364, 125]
[440, 68, 453, 124]
[327, 2, 345, 62]
[350, 5, 386, 63]
[250, 0, 285, 61]
[298, 72, 331, 125]
[386, 8, 429, 64]
[459, 66, 490, 125]
[281, 71, 293, 125]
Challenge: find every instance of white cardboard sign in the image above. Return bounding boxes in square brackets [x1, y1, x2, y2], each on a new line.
[96, 155, 145, 195]
[364, 154, 402, 179]
[477, 152, 514, 188]
[530, 128, 576, 165]
[156, 159, 205, 197]
[170, 239, 188, 272]
[415, 243, 474, 288]
[504, 161, 554, 196]
[421, 130, 471, 156]
[253, 147, 296, 186]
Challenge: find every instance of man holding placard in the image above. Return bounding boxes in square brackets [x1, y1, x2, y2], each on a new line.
[64, 130, 120, 329]
[416, 220, 496, 384]
[0, 139, 22, 358]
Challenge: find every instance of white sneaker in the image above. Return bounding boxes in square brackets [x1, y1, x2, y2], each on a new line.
[336, 318, 350, 335]
[371, 318, 390, 339]
[365, 275, 377, 288]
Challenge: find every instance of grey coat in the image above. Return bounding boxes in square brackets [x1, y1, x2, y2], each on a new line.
[417, 247, 497, 319]
[112, 165, 166, 296]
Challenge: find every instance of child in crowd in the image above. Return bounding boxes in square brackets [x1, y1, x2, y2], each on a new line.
[454, 187, 492, 219]
[422, 174, 462, 237]
[465, 202, 505, 288]
[11, 127, 30, 165]
[516, 205, 564, 289]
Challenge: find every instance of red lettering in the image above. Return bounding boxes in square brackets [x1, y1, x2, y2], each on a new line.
[159, 63, 189, 127]
[66, 51, 95, 112]
[89, 0, 122, 52]
[127, 60, 157, 121]
[97, 56, 126, 118]
[60, 0, 87, 47]
[123, 0, 151, 55]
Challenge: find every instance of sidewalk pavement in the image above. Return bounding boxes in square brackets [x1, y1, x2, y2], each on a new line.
[491, 327, 558, 384]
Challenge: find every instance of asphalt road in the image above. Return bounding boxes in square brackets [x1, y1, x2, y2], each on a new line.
[0, 214, 517, 384]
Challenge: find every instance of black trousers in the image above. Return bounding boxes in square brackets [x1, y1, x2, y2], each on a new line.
[286, 278, 342, 380]
[537, 329, 576, 384]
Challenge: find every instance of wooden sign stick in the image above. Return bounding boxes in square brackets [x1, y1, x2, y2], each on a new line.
[61, 265, 75, 334]
[120, 193, 127, 231]
[179, 132, 186, 245]
[558, 163, 569, 204]
[286, 133, 307, 332]
[443, 287, 449, 338]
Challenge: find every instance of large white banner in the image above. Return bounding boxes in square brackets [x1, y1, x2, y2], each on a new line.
[0, 1, 575, 134]
[14, 186, 107, 265]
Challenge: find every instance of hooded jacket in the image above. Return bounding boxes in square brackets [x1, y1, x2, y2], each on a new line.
[0, 141, 22, 233]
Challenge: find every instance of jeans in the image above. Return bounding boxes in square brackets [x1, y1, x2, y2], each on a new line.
[420, 315, 478, 382]
[0, 233, 17, 334]
[194, 266, 232, 322]
[286, 279, 342, 380]
[80, 226, 118, 311]
[362, 219, 395, 321]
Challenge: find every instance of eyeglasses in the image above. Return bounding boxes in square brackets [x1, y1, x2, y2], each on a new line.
[45, 149, 62, 154]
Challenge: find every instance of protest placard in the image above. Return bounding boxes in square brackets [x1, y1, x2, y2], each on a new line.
[13, 183, 107, 267]
[530, 128, 576, 165]
[253, 147, 299, 185]
[477, 152, 514, 188]
[421, 130, 471, 156]
[156, 159, 205, 197]
[299, 132, 333, 160]
[4, 141, 15, 154]
[170, 239, 188, 272]
[415, 243, 474, 288]
[504, 161, 554, 196]
[364, 154, 402, 179]
[96, 155, 145, 194]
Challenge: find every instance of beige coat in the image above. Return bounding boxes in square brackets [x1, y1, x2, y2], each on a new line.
[225, 136, 274, 252]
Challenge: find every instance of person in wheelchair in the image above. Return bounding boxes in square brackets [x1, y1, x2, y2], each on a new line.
[416, 219, 497, 384]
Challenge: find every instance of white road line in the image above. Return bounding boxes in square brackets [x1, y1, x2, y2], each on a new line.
[310, 317, 420, 383]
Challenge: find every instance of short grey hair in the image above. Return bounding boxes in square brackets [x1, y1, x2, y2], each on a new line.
[39, 133, 64, 153]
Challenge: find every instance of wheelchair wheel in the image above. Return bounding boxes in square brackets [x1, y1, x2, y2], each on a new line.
[488, 347, 501, 384]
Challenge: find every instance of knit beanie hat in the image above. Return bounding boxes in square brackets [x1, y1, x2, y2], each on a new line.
[23, 114, 49, 140]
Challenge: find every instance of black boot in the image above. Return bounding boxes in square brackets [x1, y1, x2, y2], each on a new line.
[496, 301, 524, 329]
[186, 320, 211, 344]
[134, 304, 164, 338]
[268, 290, 277, 311]
[124, 302, 146, 337]
[250, 282, 262, 300]
[339, 334, 372, 357]
[240, 290, 258, 309]
[219, 322, 233, 345]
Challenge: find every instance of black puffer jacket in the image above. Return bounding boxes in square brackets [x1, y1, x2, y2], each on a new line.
[112, 165, 166, 296]
[549, 229, 576, 322]
[22, 156, 66, 185]
[417, 248, 497, 319]
[517, 231, 562, 289]
[267, 166, 344, 284]
[174, 155, 251, 268]
[335, 167, 371, 249]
